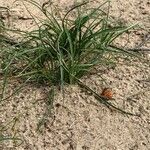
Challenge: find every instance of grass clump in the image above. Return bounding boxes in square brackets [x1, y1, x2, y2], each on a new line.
[0, 1, 139, 115]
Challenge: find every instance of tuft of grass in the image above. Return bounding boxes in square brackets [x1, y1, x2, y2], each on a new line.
[2, 1, 137, 83]
[0, 1, 140, 116]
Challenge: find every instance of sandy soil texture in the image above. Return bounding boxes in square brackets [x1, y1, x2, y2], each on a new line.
[0, 0, 150, 150]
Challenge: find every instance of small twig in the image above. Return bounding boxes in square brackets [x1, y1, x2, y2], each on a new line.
[42, 1, 53, 11]
[136, 79, 150, 83]
[76, 78, 139, 116]
[127, 48, 150, 52]
[135, 34, 150, 49]
[128, 33, 150, 52]
[18, 16, 33, 20]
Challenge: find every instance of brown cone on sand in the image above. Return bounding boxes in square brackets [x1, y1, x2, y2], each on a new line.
[101, 88, 113, 99]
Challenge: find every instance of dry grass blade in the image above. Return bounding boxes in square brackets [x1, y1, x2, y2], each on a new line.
[77, 79, 140, 116]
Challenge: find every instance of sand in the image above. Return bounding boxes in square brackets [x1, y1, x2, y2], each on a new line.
[0, 0, 150, 150]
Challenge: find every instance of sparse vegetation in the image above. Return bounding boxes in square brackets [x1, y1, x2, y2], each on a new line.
[1, 2, 144, 140]
[0, 1, 140, 115]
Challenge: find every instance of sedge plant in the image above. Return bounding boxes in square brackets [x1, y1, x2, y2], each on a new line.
[0, 1, 140, 116]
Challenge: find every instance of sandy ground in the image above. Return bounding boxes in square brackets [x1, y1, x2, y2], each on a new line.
[0, 0, 150, 150]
